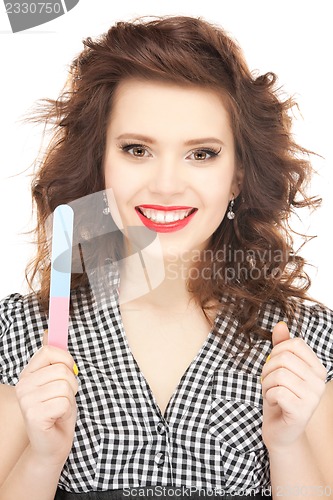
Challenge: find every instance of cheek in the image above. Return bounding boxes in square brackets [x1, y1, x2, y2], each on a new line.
[206, 181, 231, 211]
[211, 201, 229, 224]
[204, 189, 230, 229]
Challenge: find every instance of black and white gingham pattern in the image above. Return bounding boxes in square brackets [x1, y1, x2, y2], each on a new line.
[1, 277, 332, 494]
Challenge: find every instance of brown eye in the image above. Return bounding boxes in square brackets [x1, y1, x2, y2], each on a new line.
[193, 150, 208, 161]
[121, 144, 150, 158]
[189, 148, 221, 161]
[132, 146, 146, 157]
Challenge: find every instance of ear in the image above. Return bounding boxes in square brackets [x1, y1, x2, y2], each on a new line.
[231, 165, 244, 199]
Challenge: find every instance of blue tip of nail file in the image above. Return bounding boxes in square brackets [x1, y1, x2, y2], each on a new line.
[48, 205, 74, 350]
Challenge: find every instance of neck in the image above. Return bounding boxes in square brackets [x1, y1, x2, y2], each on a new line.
[118, 251, 196, 311]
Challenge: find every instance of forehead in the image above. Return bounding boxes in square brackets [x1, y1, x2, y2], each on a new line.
[107, 79, 234, 143]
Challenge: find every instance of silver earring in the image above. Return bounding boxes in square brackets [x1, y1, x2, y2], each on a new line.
[103, 191, 110, 215]
[227, 196, 235, 220]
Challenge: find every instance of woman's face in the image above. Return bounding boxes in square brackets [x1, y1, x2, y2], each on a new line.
[104, 79, 242, 259]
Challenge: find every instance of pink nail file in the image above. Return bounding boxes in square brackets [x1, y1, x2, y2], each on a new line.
[47, 205, 74, 350]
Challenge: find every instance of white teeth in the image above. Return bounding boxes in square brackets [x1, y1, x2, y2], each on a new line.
[165, 212, 174, 223]
[139, 208, 193, 223]
[156, 211, 165, 223]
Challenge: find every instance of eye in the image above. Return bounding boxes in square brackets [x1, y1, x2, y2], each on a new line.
[187, 147, 222, 161]
[120, 143, 151, 158]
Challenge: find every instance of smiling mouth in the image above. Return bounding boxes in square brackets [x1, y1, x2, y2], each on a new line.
[135, 205, 197, 224]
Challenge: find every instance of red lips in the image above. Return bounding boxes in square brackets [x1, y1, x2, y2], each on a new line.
[135, 205, 198, 233]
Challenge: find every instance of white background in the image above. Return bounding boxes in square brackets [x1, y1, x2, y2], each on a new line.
[0, 0, 332, 308]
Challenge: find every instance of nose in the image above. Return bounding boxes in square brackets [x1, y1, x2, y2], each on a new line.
[148, 155, 187, 197]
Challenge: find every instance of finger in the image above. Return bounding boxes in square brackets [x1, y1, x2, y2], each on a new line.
[19, 363, 79, 396]
[271, 321, 290, 347]
[48, 397, 77, 424]
[43, 329, 48, 346]
[18, 379, 77, 415]
[26, 397, 75, 429]
[38, 380, 77, 404]
[262, 367, 306, 400]
[264, 385, 303, 415]
[261, 351, 308, 383]
[20, 345, 77, 378]
[261, 348, 327, 383]
[264, 382, 324, 422]
[267, 337, 327, 379]
[40, 364, 79, 395]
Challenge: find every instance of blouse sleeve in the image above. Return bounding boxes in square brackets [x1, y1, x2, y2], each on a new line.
[296, 301, 333, 384]
[0, 293, 45, 386]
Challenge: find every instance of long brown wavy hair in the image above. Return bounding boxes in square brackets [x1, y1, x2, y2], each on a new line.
[27, 15, 322, 349]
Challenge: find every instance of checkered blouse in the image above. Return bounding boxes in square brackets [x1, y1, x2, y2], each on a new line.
[1, 275, 333, 494]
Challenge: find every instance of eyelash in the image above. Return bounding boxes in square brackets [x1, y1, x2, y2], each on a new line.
[118, 142, 222, 161]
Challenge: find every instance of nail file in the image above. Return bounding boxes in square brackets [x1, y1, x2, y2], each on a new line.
[48, 205, 74, 350]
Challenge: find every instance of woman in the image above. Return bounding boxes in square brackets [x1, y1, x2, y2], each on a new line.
[0, 15, 332, 500]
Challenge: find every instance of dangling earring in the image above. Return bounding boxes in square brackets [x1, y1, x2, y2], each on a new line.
[103, 191, 110, 215]
[227, 196, 235, 220]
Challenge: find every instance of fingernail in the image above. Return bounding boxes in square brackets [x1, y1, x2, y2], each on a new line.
[73, 363, 79, 376]
[265, 354, 271, 363]
[277, 321, 287, 326]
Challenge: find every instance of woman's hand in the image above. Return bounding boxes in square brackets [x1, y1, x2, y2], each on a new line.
[261, 322, 327, 452]
[15, 333, 79, 467]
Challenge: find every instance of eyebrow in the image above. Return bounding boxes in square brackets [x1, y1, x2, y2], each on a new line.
[115, 133, 225, 147]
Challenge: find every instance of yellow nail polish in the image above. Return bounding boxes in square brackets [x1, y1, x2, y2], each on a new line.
[73, 363, 79, 376]
[277, 321, 287, 326]
[265, 354, 271, 363]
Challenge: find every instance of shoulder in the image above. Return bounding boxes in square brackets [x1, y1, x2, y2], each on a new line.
[0, 293, 24, 328]
[293, 300, 333, 383]
[258, 296, 333, 341]
[0, 292, 47, 385]
[289, 299, 333, 349]
[256, 297, 333, 382]
[291, 298, 333, 330]
[0, 292, 46, 334]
